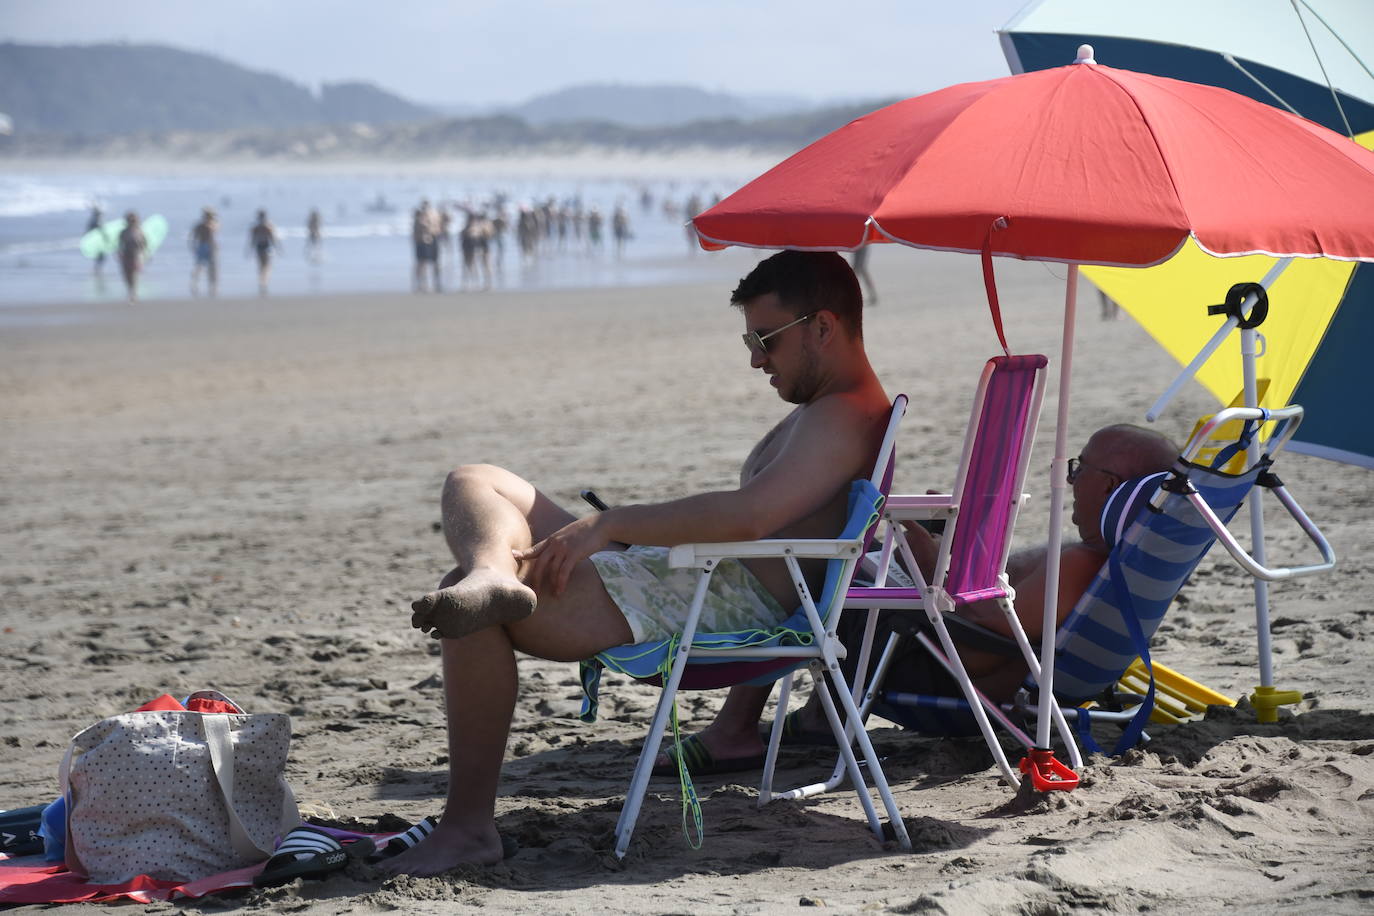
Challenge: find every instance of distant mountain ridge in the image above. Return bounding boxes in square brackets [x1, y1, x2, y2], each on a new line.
[0, 42, 823, 136]
[0, 41, 895, 159]
[0, 42, 433, 134]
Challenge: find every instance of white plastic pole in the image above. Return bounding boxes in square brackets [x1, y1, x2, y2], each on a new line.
[1242, 325, 1277, 687]
[1036, 265, 1079, 750]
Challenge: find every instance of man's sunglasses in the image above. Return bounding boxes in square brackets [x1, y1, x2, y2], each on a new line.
[742, 312, 814, 354]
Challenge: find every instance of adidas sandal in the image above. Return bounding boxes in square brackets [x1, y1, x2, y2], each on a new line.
[372, 814, 520, 861]
[254, 824, 375, 887]
[0, 804, 47, 857]
[374, 815, 438, 859]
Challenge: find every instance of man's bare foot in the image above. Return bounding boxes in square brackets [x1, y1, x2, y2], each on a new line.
[376, 821, 504, 877]
[411, 568, 536, 640]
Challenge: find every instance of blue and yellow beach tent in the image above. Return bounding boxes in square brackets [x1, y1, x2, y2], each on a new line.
[1001, 0, 1374, 468]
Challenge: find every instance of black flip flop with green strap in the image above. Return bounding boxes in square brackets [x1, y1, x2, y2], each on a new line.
[651, 734, 765, 777]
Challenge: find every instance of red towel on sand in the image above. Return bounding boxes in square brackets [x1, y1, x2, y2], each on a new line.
[0, 857, 262, 904]
[0, 825, 396, 904]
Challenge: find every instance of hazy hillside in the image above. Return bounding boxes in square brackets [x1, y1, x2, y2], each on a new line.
[317, 81, 433, 124]
[507, 83, 810, 127]
[0, 99, 894, 160]
[0, 42, 432, 134]
[0, 40, 894, 159]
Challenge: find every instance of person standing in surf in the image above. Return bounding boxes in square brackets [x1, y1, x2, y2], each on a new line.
[190, 207, 219, 298]
[117, 211, 148, 303]
[248, 210, 280, 297]
[86, 205, 107, 277]
[306, 208, 323, 263]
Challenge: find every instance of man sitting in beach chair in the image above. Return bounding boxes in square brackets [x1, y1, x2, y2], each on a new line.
[384, 250, 891, 876]
[659, 424, 1178, 768]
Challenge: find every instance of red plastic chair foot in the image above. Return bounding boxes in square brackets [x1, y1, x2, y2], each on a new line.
[1018, 747, 1079, 792]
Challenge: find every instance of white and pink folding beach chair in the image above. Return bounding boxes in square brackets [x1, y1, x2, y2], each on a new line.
[808, 354, 1085, 794]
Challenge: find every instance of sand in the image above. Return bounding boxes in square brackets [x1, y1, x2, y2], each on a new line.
[2, 245, 1371, 914]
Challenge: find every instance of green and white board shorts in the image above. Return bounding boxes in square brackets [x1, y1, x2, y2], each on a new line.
[589, 545, 787, 644]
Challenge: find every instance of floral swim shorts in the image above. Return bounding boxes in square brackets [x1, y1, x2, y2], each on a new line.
[589, 545, 787, 644]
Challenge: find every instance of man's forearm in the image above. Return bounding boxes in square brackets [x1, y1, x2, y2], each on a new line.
[598, 491, 767, 548]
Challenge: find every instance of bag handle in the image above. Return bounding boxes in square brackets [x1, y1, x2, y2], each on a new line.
[58, 717, 267, 874]
[56, 742, 87, 876]
[203, 714, 274, 859]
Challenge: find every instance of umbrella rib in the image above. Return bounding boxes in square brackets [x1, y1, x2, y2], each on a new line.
[1223, 54, 1302, 117]
[1294, 0, 1374, 83]
[1291, 0, 1355, 139]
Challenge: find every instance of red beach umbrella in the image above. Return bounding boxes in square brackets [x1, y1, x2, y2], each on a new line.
[691, 50, 1374, 789]
[694, 60, 1374, 266]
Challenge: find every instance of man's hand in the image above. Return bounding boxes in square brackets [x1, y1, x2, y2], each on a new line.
[514, 514, 611, 597]
[899, 518, 940, 582]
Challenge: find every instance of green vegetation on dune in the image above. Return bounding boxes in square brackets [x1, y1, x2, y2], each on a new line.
[0, 98, 892, 160]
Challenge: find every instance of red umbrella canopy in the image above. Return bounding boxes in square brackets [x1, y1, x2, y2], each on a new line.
[693, 61, 1374, 267]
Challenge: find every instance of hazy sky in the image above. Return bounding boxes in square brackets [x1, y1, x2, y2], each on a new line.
[2, 0, 1034, 105]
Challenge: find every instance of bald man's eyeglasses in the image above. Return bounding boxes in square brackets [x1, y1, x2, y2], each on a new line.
[1067, 456, 1121, 485]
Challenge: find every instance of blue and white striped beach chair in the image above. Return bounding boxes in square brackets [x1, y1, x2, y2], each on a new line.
[878, 405, 1334, 758]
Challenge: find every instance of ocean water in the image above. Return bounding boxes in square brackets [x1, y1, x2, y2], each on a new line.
[0, 160, 766, 318]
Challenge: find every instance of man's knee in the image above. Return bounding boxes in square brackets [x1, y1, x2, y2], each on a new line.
[442, 463, 536, 512]
[444, 463, 507, 492]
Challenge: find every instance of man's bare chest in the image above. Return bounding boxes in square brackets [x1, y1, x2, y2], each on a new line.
[741, 410, 802, 483]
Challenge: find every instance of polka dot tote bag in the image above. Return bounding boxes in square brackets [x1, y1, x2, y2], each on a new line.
[59, 690, 301, 883]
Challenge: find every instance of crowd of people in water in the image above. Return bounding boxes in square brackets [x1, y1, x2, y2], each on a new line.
[81, 184, 734, 303]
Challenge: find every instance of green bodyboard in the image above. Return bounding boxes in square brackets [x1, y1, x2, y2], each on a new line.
[80, 214, 168, 258]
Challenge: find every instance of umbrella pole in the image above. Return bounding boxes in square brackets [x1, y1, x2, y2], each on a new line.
[1242, 326, 1301, 721]
[1023, 265, 1082, 788]
[1241, 326, 1270, 687]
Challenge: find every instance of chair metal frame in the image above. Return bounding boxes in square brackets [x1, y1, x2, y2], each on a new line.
[608, 395, 912, 859]
[874, 402, 1335, 756]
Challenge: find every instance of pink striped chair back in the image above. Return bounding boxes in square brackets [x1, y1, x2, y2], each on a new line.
[944, 355, 1048, 603]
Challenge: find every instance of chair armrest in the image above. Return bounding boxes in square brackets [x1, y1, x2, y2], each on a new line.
[882, 493, 1030, 521]
[1187, 484, 1336, 581]
[668, 538, 864, 569]
[883, 494, 952, 520]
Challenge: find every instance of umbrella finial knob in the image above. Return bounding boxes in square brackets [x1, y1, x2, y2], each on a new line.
[1075, 44, 1096, 65]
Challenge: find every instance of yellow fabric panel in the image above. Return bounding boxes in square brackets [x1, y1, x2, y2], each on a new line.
[1086, 248, 1351, 409]
[1084, 130, 1374, 410]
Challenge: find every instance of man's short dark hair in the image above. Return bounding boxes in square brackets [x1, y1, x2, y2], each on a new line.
[731, 250, 863, 338]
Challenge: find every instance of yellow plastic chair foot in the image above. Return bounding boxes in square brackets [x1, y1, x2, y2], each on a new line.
[1251, 685, 1303, 723]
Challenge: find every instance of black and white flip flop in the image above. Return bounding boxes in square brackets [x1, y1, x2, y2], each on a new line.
[371, 814, 520, 861]
[376, 815, 439, 859]
[254, 824, 375, 887]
